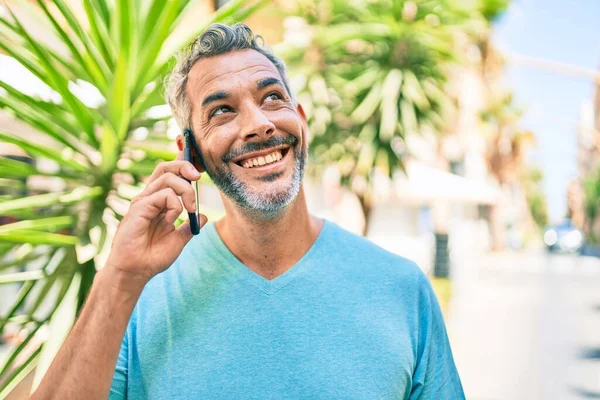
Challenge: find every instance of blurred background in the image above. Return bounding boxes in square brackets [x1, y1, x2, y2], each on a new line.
[0, 0, 598, 398]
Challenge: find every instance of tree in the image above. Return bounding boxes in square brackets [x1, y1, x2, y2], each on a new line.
[0, 0, 261, 394]
[523, 167, 548, 230]
[277, 0, 501, 231]
[583, 167, 600, 243]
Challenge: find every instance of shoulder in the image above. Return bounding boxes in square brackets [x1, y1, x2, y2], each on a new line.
[322, 220, 427, 284]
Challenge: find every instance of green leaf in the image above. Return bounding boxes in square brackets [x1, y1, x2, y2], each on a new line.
[0, 178, 26, 191]
[351, 81, 382, 124]
[143, 0, 267, 94]
[140, 0, 169, 46]
[316, 23, 392, 48]
[130, 81, 163, 118]
[0, 341, 42, 397]
[0, 269, 48, 284]
[0, 97, 86, 155]
[0, 187, 103, 216]
[90, 0, 111, 28]
[379, 69, 402, 142]
[0, 19, 49, 83]
[115, 0, 136, 61]
[107, 51, 131, 141]
[0, 216, 75, 235]
[344, 67, 380, 96]
[0, 230, 78, 246]
[82, 0, 116, 69]
[0, 79, 83, 138]
[35, 0, 108, 93]
[402, 70, 430, 111]
[400, 99, 417, 134]
[127, 144, 177, 161]
[0, 131, 88, 172]
[0, 280, 36, 332]
[52, 0, 112, 86]
[26, 254, 70, 316]
[0, 156, 36, 178]
[100, 122, 121, 174]
[5, 5, 97, 145]
[131, 0, 182, 96]
[356, 142, 376, 175]
[0, 322, 44, 377]
[0, 244, 48, 271]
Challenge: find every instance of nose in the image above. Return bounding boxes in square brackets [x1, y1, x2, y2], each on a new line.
[239, 103, 275, 141]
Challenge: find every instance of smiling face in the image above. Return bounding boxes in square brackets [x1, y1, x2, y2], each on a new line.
[186, 49, 308, 218]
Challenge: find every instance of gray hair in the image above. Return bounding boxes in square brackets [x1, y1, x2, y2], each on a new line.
[164, 23, 296, 130]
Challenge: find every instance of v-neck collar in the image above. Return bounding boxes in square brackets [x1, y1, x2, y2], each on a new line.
[204, 219, 330, 295]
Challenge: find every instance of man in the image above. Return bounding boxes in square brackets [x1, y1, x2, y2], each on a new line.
[31, 23, 464, 399]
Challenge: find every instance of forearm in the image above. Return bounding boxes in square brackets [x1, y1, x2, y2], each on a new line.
[30, 267, 145, 400]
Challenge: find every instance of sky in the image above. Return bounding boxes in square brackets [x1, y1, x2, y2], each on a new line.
[491, 0, 600, 223]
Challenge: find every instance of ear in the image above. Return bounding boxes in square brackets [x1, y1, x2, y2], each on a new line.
[296, 103, 310, 150]
[175, 133, 205, 173]
[297, 103, 307, 122]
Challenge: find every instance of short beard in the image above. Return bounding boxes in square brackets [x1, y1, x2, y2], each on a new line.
[203, 135, 306, 220]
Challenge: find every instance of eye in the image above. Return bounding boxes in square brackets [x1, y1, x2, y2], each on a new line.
[264, 92, 283, 103]
[210, 105, 232, 118]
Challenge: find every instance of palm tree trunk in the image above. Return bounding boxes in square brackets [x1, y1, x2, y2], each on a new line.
[357, 193, 372, 236]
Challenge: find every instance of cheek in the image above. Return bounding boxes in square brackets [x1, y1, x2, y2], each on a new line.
[271, 111, 304, 139]
[203, 133, 235, 165]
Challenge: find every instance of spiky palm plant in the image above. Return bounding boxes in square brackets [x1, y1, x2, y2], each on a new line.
[277, 0, 499, 228]
[0, 0, 262, 395]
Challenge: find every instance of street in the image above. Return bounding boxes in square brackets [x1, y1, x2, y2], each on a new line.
[448, 250, 600, 400]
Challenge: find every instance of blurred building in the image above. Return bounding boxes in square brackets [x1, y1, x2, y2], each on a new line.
[573, 62, 600, 238]
[577, 100, 599, 179]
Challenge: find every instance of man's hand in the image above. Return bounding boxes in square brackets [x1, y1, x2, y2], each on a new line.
[106, 152, 207, 289]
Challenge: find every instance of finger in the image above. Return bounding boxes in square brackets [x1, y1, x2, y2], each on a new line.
[176, 151, 183, 161]
[175, 213, 207, 244]
[139, 173, 197, 213]
[173, 219, 194, 249]
[147, 160, 200, 185]
[170, 213, 207, 247]
[131, 188, 183, 222]
[164, 206, 183, 226]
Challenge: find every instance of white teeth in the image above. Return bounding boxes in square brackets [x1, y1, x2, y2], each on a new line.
[241, 150, 284, 168]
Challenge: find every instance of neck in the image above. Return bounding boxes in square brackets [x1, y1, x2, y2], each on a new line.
[215, 186, 323, 280]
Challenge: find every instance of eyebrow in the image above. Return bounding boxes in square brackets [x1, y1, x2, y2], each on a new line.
[257, 77, 284, 90]
[202, 91, 229, 107]
[201, 78, 284, 108]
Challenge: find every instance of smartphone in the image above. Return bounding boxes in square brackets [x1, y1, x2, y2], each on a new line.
[183, 129, 200, 235]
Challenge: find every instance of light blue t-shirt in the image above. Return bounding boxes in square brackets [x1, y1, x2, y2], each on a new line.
[109, 219, 464, 399]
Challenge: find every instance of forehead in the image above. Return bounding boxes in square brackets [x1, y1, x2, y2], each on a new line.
[187, 49, 282, 101]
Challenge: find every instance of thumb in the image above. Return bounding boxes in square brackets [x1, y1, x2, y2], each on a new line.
[174, 219, 195, 248]
[174, 213, 208, 249]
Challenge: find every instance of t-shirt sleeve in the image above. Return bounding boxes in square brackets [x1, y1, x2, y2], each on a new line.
[108, 330, 129, 400]
[409, 271, 465, 400]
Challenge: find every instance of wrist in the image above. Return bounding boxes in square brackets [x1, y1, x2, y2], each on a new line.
[98, 263, 149, 298]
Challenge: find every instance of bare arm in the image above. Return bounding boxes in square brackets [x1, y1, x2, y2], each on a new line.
[30, 268, 144, 400]
[30, 153, 206, 400]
